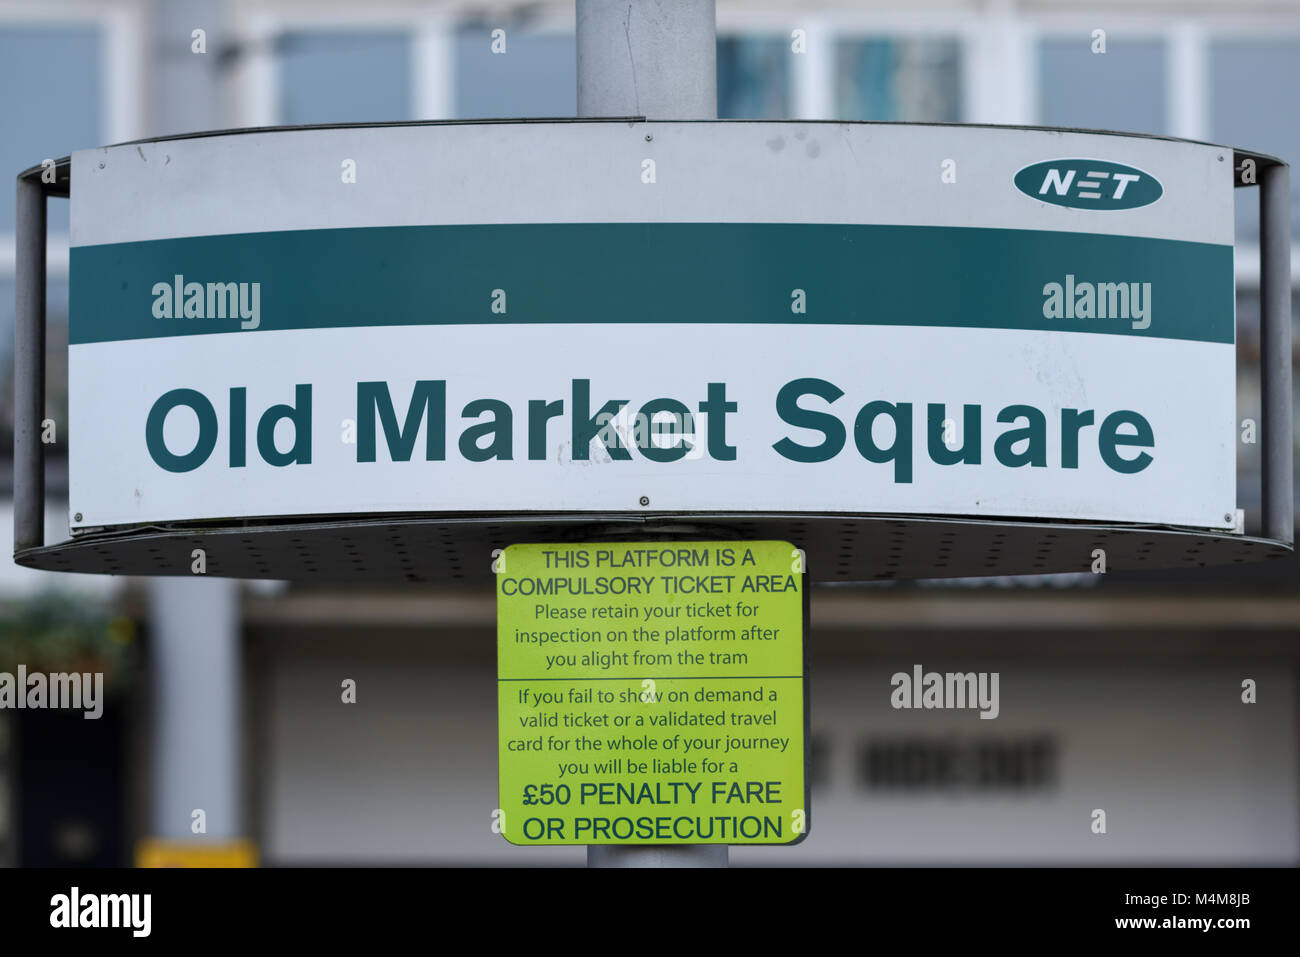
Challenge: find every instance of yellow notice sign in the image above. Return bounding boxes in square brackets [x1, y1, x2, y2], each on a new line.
[496, 541, 807, 846]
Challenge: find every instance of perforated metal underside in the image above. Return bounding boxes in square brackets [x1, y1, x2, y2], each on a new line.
[13, 513, 1291, 585]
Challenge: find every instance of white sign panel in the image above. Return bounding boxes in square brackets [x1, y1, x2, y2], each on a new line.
[68, 122, 1236, 531]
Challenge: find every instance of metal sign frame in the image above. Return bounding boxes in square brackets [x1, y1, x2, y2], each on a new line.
[11, 120, 1293, 585]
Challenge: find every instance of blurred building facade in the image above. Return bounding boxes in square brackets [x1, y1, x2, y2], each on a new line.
[1, 0, 1299, 865]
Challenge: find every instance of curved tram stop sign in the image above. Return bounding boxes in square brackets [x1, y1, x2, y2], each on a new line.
[13, 120, 1292, 579]
[12, 118, 1293, 863]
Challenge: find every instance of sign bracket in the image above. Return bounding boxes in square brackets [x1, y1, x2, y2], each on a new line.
[1256, 156, 1294, 546]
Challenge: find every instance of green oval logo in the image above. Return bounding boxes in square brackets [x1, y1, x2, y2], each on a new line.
[1014, 159, 1162, 210]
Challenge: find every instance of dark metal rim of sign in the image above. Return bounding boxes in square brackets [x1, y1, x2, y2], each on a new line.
[12, 121, 1293, 582]
[12, 513, 1292, 585]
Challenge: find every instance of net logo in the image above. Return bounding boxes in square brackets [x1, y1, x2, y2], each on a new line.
[1014, 159, 1162, 210]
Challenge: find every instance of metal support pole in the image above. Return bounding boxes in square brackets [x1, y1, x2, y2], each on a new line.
[577, 0, 716, 119]
[149, 577, 243, 840]
[144, 0, 245, 854]
[1260, 162, 1294, 546]
[578, 2, 721, 867]
[14, 175, 46, 552]
[588, 844, 728, 867]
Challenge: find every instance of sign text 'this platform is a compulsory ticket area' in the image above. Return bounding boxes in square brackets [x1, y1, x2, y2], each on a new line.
[496, 541, 807, 845]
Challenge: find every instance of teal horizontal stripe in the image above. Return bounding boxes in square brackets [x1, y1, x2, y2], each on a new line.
[69, 223, 1234, 345]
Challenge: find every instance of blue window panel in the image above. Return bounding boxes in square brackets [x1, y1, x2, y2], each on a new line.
[718, 36, 790, 119]
[835, 37, 962, 123]
[0, 26, 101, 231]
[279, 31, 413, 125]
[1038, 37, 1166, 135]
[1209, 40, 1300, 240]
[455, 30, 575, 119]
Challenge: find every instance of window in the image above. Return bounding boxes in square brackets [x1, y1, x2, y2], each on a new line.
[718, 36, 790, 119]
[835, 37, 962, 123]
[0, 25, 101, 231]
[0, 23, 102, 457]
[1037, 37, 1166, 135]
[279, 31, 413, 125]
[1209, 39, 1300, 240]
[454, 29, 575, 119]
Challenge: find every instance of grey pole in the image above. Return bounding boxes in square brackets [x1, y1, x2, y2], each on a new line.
[588, 844, 727, 867]
[1259, 161, 1293, 546]
[146, 0, 245, 848]
[577, 0, 717, 119]
[576, 0, 726, 867]
[148, 577, 243, 840]
[14, 174, 46, 552]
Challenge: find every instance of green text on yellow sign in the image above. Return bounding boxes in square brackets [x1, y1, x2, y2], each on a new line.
[497, 541, 806, 845]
